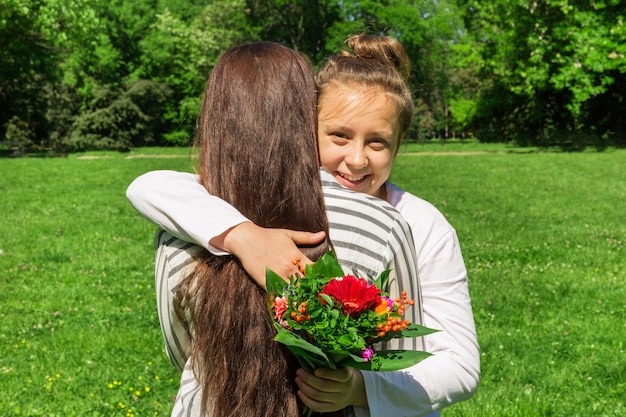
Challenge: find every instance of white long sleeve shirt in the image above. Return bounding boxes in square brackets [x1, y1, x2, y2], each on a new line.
[126, 169, 479, 417]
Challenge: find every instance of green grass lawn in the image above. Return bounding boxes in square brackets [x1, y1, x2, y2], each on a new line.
[0, 145, 624, 416]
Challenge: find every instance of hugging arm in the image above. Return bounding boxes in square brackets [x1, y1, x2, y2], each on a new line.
[126, 170, 325, 284]
[126, 170, 248, 253]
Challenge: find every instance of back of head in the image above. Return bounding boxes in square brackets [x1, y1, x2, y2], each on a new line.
[197, 42, 326, 233]
[183, 42, 332, 417]
[316, 34, 414, 139]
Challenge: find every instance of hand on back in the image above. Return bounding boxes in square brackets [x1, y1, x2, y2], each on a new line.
[212, 222, 326, 289]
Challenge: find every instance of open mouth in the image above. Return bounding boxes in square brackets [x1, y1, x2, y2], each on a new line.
[335, 171, 368, 187]
[339, 172, 365, 181]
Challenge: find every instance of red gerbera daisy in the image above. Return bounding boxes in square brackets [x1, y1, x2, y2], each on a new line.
[320, 275, 381, 317]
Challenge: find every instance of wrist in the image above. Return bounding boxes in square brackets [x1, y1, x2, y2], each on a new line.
[215, 221, 256, 255]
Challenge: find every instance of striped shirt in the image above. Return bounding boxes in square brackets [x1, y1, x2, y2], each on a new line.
[154, 169, 422, 416]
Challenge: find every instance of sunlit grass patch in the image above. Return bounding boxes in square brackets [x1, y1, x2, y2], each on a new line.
[1, 146, 624, 415]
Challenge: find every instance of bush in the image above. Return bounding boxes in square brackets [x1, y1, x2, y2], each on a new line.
[63, 80, 171, 152]
[4, 116, 35, 150]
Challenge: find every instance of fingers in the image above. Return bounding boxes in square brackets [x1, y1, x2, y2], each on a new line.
[295, 367, 367, 411]
[221, 224, 326, 287]
[313, 367, 351, 382]
[297, 390, 338, 414]
[286, 230, 325, 275]
[295, 369, 345, 413]
[288, 230, 326, 248]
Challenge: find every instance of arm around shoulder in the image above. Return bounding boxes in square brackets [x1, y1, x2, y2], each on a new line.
[126, 170, 249, 252]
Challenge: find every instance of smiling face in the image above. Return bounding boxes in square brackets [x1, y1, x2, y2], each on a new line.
[318, 84, 401, 200]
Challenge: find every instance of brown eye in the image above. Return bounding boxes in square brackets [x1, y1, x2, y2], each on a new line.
[369, 138, 390, 150]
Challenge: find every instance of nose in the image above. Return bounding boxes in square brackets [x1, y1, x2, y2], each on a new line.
[345, 143, 368, 169]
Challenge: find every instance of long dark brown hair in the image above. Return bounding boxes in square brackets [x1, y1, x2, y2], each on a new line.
[177, 42, 332, 417]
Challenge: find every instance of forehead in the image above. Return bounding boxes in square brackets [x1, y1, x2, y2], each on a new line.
[318, 84, 399, 127]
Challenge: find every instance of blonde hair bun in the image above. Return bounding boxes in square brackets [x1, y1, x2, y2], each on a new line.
[342, 34, 411, 81]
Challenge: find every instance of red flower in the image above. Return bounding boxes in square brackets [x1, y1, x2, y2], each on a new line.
[320, 276, 381, 318]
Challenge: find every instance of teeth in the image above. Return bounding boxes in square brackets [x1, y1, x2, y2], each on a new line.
[340, 173, 365, 181]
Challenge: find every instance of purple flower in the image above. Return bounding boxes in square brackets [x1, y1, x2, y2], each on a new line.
[382, 296, 394, 310]
[361, 347, 374, 362]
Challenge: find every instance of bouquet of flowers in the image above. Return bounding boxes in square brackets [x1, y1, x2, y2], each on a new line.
[266, 251, 438, 373]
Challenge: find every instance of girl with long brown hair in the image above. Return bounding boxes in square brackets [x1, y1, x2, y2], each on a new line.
[176, 42, 330, 417]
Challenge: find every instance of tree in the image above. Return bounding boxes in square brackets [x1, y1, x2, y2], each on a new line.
[0, 0, 60, 147]
[245, 0, 470, 140]
[2, 0, 473, 150]
[63, 79, 170, 151]
[136, 0, 258, 145]
[467, 0, 626, 147]
[363, 0, 466, 140]
[245, 0, 344, 63]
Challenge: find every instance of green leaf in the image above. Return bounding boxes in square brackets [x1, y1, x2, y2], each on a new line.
[375, 350, 433, 372]
[265, 267, 287, 300]
[309, 308, 322, 319]
[329, 350, 365, 366]
[345, 350, 433, 372]
[274, 328, 333, 370]
[399, 323, 440, 338]
[338, 333, 355, 346]
[319, 293, 334, 307]
[374, 269, 391, 290]
[293, 347, 334, 372]
[305, 251, 344, 278]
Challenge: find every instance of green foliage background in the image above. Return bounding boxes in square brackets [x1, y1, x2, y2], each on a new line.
[1, 0, 625, 152]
